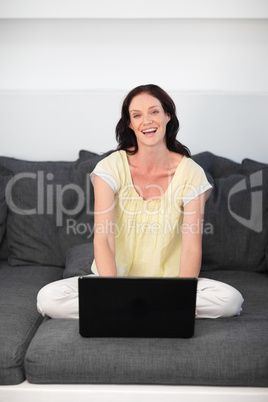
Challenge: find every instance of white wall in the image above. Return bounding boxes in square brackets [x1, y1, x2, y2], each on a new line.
[0, 1, 268, 162]
[1, 19, 268, 92]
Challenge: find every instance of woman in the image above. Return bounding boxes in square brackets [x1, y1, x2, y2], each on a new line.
[37, 84, 244, 319]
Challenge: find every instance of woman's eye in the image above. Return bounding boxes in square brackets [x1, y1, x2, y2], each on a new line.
[133, 114, 140, 118]
[152, 110, 159, 114]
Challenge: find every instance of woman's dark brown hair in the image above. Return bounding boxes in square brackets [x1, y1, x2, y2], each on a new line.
[115, 84, 191, 157]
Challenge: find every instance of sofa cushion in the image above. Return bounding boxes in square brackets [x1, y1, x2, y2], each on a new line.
[24, 270, 268, 386]
[0, 153, 103, 267]
[0, 237, 9, 260]
[0, 261, 63, 385]
[0, 172, 12, 246]
[63, 242, 94, 278]
[78, 149, 100, 160]
[192, 152, 268, 273]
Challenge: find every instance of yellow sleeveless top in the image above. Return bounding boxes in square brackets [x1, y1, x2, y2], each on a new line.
[90, 150, 212, 277]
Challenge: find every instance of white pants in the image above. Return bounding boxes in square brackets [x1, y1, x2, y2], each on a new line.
[37, 276, 244, 320]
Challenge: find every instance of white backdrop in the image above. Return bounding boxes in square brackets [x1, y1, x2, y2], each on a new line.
[0, 91, 267, 163]
[0, 1, 268, 163]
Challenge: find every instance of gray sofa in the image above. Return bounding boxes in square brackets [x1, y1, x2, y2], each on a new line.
[0, 150, 267, 387]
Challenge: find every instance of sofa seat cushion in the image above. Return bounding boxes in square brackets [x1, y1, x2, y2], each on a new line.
[24, 271, 268, 386]
[0, 261, 63, 385]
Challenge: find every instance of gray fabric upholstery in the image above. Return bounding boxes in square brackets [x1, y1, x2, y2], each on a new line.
[63, 242, 94, 278]
[0, 172, 12, 245]
[192, 152, 268, 273]
[78, 149, 100, 160]
[0, 236, 9, 260]
[1, 150, 268, 387]
[0, 261, 63, 385]
[0, 155, 103, 267]
[0, 171, 12, 260]
[25, 271, 268, 386]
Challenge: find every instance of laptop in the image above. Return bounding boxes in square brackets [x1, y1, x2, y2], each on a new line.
[79, 276, 197, 339]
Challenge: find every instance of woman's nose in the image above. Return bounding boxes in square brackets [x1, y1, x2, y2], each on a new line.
[143, 115, 153, 125]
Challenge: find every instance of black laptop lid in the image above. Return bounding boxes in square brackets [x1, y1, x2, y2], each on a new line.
[79, 276, 197, 339]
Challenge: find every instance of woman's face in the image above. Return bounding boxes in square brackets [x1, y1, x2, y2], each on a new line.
[128, 93, 170, 149]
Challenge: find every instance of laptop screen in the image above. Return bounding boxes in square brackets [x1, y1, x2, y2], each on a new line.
[79, 276, 197, 338]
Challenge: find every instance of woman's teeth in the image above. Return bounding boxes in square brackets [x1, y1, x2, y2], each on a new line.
[142, 128, 157, 135]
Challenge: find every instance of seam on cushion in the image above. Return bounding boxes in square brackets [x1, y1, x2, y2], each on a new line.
[15, 313, 44, 380]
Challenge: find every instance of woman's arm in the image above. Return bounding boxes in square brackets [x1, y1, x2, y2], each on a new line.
[93, 175, 117, 276]
[179, 192, 207, 278]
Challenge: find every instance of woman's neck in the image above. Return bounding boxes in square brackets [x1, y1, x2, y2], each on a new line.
[127, 145, 176, 174]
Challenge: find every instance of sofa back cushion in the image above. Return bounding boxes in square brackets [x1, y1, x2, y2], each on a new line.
[0, 153, 103, 267]
[1, 150, 267, 272]
[192, 152, 268, 273]
[0, 172, 12, 250]
[0, 237, 9, 261]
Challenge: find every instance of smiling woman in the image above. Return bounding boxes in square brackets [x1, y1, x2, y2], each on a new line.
[128, 93, 171, 147]
[37, 84, 244, 320]
[115, 84, 191, 156]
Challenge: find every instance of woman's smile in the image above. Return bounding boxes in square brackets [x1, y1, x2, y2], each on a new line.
[141, 127, 158, 136]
